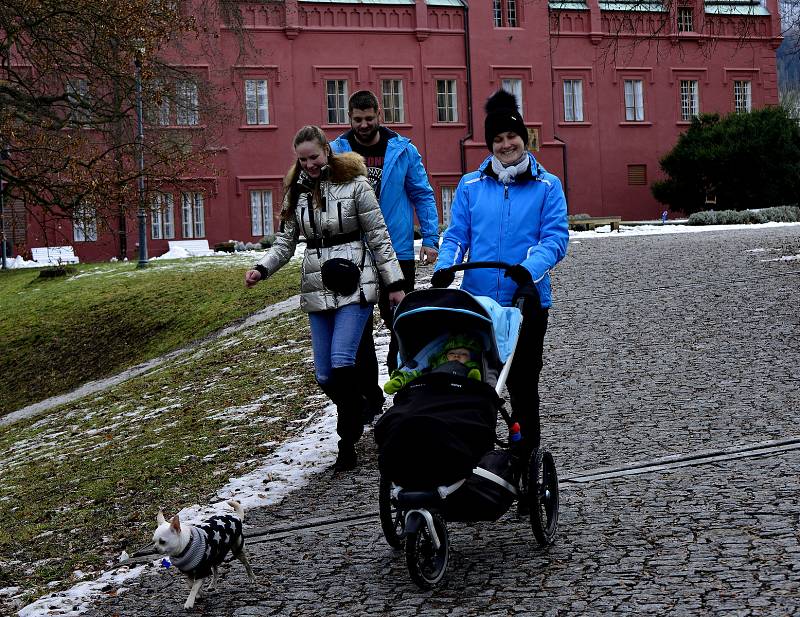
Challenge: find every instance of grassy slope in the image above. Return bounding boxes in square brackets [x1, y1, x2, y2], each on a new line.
[0, 307, 321, 606]
[0, 255, 300, 417]
[0, 255, 320, 608]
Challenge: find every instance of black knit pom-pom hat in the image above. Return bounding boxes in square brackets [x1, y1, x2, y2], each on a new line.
[484, 89, 528, 151]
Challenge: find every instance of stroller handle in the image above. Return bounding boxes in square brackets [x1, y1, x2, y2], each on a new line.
[439, 261, 515, 274]
[437, 261, 532, 313]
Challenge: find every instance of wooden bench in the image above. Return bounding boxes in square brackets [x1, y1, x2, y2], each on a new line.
[30, 246, 80, 265]
[568, 216, 622, 232]
[167, 239, 215, 256]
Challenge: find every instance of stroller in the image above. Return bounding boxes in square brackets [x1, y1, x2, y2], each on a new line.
[374, 262, 560, 589]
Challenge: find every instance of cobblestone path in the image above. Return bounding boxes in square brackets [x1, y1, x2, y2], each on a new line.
[86, 227, 800, 616]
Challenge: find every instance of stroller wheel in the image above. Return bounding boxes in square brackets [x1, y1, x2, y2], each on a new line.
[405, 512, 449, 589]
[528, 448, 559, 547]
[378, 474, 404, 549]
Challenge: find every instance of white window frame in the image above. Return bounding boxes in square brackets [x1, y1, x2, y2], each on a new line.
[66, 77, 90, 125]
[73, 204, 97, 242]
[493, 0, 518, 27]
[151, 192, 175, 240]
[181, 192, 205, 238]
[148, 79, 171, 126]
[501, 79, 524, 117]
[250, 190, 274, 237]
[157, 93, 171, 126]
[506, 0, 518, 27]
[326, 79, 348, 125]
[624, 79, 645, 121]
[381, 79, 405, 124]
[677, 7, 693, 32]
[436, 80, 458, 123]
[734, 80, 752, 113]
[245, 79, 269, 125]
[440, 186, 456, 226]
[493, 0, 503, 26]
[563, 79, 584, 122]
[175, 80, 199, 126]
[680, 80, 699, 121]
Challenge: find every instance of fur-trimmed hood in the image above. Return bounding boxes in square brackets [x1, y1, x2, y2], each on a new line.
[284, 151, 368, 190]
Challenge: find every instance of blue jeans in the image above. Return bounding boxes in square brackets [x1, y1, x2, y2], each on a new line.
[308, 303, 374, 385]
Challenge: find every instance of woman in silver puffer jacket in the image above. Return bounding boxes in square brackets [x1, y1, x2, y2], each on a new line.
[245, 125, 405, 471]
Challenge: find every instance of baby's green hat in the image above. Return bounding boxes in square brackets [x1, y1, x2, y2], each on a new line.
[443, 334, 480, 354]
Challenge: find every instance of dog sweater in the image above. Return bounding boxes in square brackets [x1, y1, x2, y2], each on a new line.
[171, 515, 244, 579]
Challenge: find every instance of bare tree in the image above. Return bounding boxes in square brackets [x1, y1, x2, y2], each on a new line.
[0, 0, 232, 258]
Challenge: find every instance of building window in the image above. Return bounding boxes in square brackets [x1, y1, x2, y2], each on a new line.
[250, 190, 273, 237]
[493, 0, 518, 27]
[734, 80, 752, 113]
[66, 77, 90, 125]
[563, 80, 584, 122]
[436, 80, 458, 123]
[677, 7, 693, 32]
[501, 79, 524, 116]
[440, 186, 456, 226]
[155, 81, 171, 126]
[73, 205, 97, 242]
[627, 164, 647, 186]
[326, 79, 348, 125]
[680, 80, 699, 121]
[151, 192, 175, 240]
[181, 192, 205, 238]
[381, 79, 405, 124]
[245, 79, 269, 125]
[175, 80, 199, 126]
[624, 80, 645, 121]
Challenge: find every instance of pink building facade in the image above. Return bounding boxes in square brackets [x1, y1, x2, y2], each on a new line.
[20, 0, 783, 262]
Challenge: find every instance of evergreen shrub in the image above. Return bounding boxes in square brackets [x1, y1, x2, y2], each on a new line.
[652, 107, 800, 214]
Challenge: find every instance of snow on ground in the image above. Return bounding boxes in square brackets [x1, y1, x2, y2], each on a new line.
[11, 221, 800, 615]
[6, 220, 800, 271]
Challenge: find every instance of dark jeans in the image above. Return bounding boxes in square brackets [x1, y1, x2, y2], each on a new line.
[507, 304, 549, 450]
[356, 259, 416, 405]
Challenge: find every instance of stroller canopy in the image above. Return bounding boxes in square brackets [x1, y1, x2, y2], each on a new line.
[392, 288, 522, 388]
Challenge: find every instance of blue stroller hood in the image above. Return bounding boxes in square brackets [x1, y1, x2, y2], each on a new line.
[392, 288, 522, 388]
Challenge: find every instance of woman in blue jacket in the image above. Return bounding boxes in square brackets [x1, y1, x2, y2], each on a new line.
[431, 89, 569, 451]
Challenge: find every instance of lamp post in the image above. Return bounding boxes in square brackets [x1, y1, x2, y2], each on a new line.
[134, 54, 148, 268]
[0, 144, 8, 271]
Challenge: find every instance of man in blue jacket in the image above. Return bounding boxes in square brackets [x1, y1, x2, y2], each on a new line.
[331, 90, 440, 420]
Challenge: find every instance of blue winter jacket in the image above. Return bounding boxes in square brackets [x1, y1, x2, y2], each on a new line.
[435, 153, 569, 308]
[330, 128, 439, 260]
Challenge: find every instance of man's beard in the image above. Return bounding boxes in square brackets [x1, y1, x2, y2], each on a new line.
[356, 125, 379, 144]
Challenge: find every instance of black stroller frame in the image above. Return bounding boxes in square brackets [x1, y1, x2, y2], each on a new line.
[375, 262, 560, 589]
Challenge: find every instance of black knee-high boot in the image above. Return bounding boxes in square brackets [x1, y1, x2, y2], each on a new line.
[355, 321, 386, 424]
[322, 366, 366, 471]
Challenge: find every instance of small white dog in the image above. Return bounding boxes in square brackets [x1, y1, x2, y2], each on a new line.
[153, 500, 256, 609]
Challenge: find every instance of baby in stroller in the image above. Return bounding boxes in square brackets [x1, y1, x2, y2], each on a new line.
[383, 334, 482, 394]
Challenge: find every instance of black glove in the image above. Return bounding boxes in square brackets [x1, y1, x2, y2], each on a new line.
[504, 264, 532, 286]
[430, 269, 455, 288]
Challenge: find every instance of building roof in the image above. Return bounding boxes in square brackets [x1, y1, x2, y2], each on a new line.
[551, 0, 770, 13]
[598, 1, 667, 11]
[549, 1, 589, 9]
[704, 0, 770, 15]
[297, 0, 465, 5]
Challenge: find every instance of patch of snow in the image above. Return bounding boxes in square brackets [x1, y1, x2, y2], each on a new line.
[18, 565, 148, 617]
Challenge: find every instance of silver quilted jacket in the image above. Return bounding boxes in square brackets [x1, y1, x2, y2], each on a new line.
[254, 152, 404, 313]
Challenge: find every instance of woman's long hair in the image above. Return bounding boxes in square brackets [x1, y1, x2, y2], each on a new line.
[281, 125, 330, 223]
